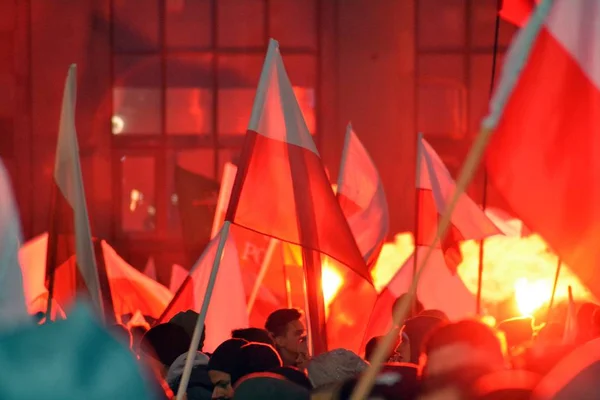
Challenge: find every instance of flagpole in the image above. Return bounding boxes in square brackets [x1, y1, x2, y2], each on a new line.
[44, 183, 60, 322]
[411, 134, 423, 316]
[351, 128, 497, 400]
[176, 221, 231, 400]
[546, 257, 562, 322]
[247, 238, 279, 314]
[476, 0, 502, 315]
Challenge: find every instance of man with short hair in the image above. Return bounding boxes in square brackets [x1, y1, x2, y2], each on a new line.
[265, 308, 309, 369]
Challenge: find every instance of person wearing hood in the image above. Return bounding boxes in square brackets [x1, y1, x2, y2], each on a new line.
[207, 339, 247, 399]
[167, 351, 212, 400]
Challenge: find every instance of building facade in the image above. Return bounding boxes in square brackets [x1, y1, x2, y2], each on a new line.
[0, 0, 515, 282]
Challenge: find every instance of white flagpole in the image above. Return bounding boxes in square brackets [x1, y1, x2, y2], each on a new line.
[246, 238, 279, 314]
[211, 164, 236, 239]
[176, 221, 231, 400]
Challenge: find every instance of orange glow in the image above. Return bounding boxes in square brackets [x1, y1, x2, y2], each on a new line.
[367, 218, 594, 319]
[322, 261, 343, 312]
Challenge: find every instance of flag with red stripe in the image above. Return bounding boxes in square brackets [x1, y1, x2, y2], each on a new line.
[361, 247, 476, 348]
[417, 134, 500, 274]
[160, 226, 248, 352]
[337, 123, 389, 268]
[46, 64, 103, 315]
[224, 39, 371, 353]
[485, 0, 600, 299]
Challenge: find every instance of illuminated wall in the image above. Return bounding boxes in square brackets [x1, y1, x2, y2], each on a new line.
[0, 0, 514, 283]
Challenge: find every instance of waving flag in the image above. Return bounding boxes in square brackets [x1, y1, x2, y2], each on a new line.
[224, 39, 370, 353]
[160, 227, 248, 352]
[0, 160, 29, 328]
[417, 134, 500, 274]
[485, 0, 600, 298]
[337, 123, 389, 268]
[46, 64, 103, 315]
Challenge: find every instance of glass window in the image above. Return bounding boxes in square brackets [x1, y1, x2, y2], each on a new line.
[113, 0, 160, 52]
[121, 156, 156, 232]
[269, 0, 317, 49]
[417, 55, 466, 138]
[280, 54, 317, 133]
[166, 54, 213, 135]
[469, 53, 505, 135]
[418, 0, 466, 50]
[168, 149, 215, 231]
[217, 0, 265, 48]
[217, 54, 263, 138]
[113, 55, 161, 135]
[471, 0, 518, 49]
[166, 0, 212, 50]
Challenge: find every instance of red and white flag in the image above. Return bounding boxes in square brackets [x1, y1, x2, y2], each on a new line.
[143, 257, 157, 281]
[485, 0, 600, 298]
[170, 264, 187, 294]
[417, 134, 500, 274]
[47, 64, 103, 314]
[337, 123, 389, 268]
[225, 39, 371, 353]
[500, 0, 540, 27]
[161, 226, 248, 352]
[361, 247, 477, 346]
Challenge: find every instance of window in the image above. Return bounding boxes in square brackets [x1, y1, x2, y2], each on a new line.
[416, 0, 517, 141]
[111, 0, 319, 237]
[416, 0, 517, 200]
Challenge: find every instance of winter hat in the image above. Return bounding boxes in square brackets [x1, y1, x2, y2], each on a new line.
[166, 351, 210, 386]
[233, 373, 310, 400]
[140, 323, 191, 367]
[207, 338, 247, 374]
[307, 348, 368, 388]
[403, 315, 444, 363]
[231, 342, 282, 384]
[169, 310, 206, 350]
[0, 304, 154, 400]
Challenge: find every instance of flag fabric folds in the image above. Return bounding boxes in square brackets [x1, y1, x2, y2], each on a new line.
[417, 134, 500, 274]
[161, 226, 248, 352]
[361, 247, 476, 347]
[225, 40, 370, 284]
[337, 123, 389, 268]
[224, 39, 370, 353]
[175, 165, 220, 264]
[484, 0, 600, 298]
[0, 160, 29, 328]
[47, 64, 103, 314]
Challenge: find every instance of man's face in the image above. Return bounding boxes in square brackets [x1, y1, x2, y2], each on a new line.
[276, 319, 308, 356]
[208, 370, 234, 399]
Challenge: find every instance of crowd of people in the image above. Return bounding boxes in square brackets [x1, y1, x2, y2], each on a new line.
[100, 294, 600, 400]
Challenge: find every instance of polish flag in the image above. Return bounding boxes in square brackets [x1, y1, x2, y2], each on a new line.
[337, 123, 389, 268]
[160, 226, 248, 352]
[0, 159, 29, 328]
[225, 39, 370, 353]
[500, 0, 540, 27]
[170, 264, 188, 294]
[143, 257, 156, 281]
[417, 134, 500, 274]
[486, 0, 600, 299]
[46, 64, 104, 315]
